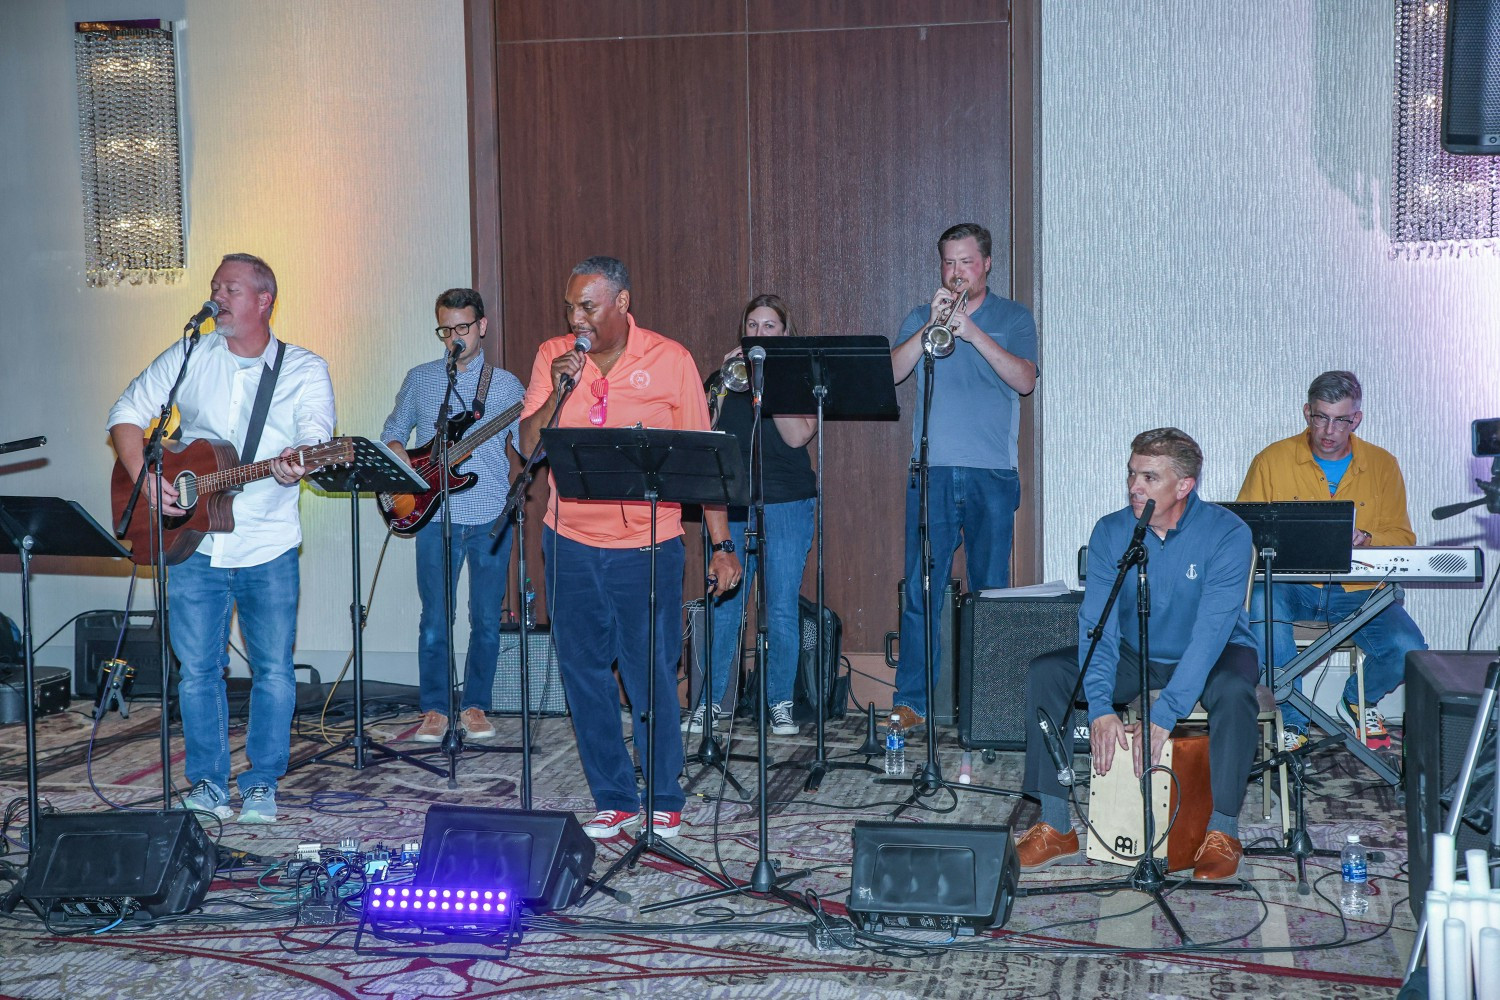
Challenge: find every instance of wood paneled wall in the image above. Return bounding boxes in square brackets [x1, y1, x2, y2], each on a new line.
[466, 1, 1039, 654]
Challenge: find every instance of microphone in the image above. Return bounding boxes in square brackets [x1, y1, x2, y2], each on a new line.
[1118, 498, 1156, 568]
[446, 339, 463, 366]
[748, 344, 767, 405]
[1037, 709, 1074, 787]
[560, 333, 592, 391]
[1434, 498, 1486, 520]
[184, 300, 219, 332]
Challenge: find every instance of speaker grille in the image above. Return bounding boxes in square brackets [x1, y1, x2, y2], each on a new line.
[958, 593, 1082, 750]
[1444, 0, 1500, 149]
[491, 626, 568, 716]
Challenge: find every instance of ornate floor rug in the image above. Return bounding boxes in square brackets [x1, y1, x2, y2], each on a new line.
[0, 700, 1413, 999]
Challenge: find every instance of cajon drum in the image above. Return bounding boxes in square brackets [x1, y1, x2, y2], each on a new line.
[1086, 728, 1210, 872]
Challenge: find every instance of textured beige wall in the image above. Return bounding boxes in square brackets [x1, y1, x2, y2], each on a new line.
[0, 0, 469, 681]
[1039, 2, 1500, 667]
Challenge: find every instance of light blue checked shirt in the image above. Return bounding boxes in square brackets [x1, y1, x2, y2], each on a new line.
[380, 356, 525, 526]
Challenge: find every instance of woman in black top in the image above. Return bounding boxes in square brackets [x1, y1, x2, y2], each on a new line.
[685, 295, 817, 737]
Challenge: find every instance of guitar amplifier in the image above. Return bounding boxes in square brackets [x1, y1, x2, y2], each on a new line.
[74, 612, 178, 700]
[490, 626, 568, 716]
[958, 592, 1083, 751]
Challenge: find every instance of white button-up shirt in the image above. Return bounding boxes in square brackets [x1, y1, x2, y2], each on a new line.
[108, 332, 337, 567]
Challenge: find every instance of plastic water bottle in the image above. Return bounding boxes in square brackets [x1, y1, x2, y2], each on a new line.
[885, 721, 906, 775]
[1340, 834, 1369, 916]
[958, 750, 974, 784]
[523, 579, 536, 629]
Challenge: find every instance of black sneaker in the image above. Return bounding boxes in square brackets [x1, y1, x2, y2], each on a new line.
[769, 700, 798, 736]
[683, 703, 728, 734]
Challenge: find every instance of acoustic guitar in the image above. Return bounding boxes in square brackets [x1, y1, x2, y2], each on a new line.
[111, 437, 355, 566]
[376, 400, 524, 536]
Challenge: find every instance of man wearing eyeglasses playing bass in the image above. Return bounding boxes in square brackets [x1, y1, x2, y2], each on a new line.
[519, 256, 741, 842]
[382, 288, 527, 745]
[1236, 370, 1427, 753]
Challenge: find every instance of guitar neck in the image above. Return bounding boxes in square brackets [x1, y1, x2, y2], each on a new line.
[193, 443, 345, 497]
[445, 400, 524, 464]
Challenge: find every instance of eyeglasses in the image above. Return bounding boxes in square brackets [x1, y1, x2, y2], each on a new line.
[588, 378, 608, 426]
[435, 321, 479, 339]
[1307, 412, 1357, 429]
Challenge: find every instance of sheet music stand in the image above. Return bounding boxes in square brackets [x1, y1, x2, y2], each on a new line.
[746, 335, 898, 791]
[290, 438, 445, 777]
[0, 497, 131, 851]
[1219, 500, 1369, 887]
[541, 427, 744, 901]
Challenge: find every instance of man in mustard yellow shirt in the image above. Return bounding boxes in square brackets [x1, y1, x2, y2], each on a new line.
[1237, 371, 1427, 751]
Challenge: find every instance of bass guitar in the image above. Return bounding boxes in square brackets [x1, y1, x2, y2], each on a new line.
[376, 400, 524, 536]
[111, 437, 355, 566]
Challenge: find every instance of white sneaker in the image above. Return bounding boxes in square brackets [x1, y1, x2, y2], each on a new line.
[682, 703, 728, 734]
[769, 700, 798, 736]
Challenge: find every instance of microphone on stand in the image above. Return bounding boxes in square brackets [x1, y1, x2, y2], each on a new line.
[748, 344, 767, 407]
[1037, 709, 1075, 787]
[184, 300, 219, 341]
[559, 333, 592, 392]
[1117, 498, 1156, 568]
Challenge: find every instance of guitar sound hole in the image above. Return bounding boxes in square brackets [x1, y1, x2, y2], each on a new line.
[176, 474, 199, 510]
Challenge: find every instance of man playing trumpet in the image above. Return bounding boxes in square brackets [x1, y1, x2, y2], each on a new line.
[888, 223, 1038, 733]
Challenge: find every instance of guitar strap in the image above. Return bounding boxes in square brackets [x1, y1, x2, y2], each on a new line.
[471, 363, 494, 421]
[240, 341, 287, 464]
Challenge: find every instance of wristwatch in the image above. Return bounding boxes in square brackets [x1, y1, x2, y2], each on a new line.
[710, 538, 736, 554]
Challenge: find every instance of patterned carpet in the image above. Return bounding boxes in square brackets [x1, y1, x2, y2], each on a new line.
[0, 697, 1412, 999]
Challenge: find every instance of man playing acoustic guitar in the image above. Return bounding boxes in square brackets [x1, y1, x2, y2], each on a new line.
[381, 288, 525, 744]
[108, 253, 336, 824]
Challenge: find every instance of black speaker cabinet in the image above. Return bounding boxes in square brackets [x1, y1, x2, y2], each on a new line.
[958, 592, 1083, 750]
[1405, 650, 1497, 916]
[848, 820, 1020, 932]
[73, 612, 178, 700]
[1443, 0, 1500, 152]
[491, 625, 567, 716]
[23, 811, 215, 920]
[416, 805, 594, 912]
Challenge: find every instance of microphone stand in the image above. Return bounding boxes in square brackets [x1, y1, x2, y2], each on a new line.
[1022, 513, 1237, 946]
[435, 342, 465, 786]
[682, 515, 754, 799]
[877, 344, 1019, 814]
[115, 324, 208, 810]
[490, 357, 589, 808]
[643, 357, 811, 914]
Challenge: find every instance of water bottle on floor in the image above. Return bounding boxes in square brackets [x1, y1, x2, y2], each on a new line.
[1340, 833, 1369, 917]
[885, 720, 906, 775]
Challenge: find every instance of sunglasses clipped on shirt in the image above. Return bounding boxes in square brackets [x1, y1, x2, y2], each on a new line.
[589, 378, 608, 426]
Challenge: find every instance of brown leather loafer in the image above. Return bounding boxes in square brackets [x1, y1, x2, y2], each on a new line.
[1014, 823, 1082, 872]
[888, 705, 925, 733]
[1192, 831, 1243, 882]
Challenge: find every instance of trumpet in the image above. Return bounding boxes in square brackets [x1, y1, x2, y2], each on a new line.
[923, 284, 968, 358]
[716, 355, 749, 393]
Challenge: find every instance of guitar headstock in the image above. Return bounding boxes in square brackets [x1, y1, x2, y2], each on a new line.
[306, 438, 357, 470]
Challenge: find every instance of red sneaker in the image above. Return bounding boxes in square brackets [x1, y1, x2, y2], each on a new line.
[649, 811, 683, 838]
[582, 810, 640, 840]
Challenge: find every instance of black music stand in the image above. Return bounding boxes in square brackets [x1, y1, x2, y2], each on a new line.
[542, 427, 745, 901]
[747, 335, 897, 791]
[289, 439, 446, 777]
[1219, 500, 1354, 890]
[0, 497, 131, 852]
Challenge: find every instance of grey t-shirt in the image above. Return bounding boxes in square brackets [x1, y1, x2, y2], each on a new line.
[893, 289, 1038, 469]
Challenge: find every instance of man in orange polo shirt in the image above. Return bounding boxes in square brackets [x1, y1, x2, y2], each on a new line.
[521, 256, 741, 840]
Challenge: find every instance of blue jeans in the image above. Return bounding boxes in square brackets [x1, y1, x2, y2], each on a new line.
[544, 528, 686, 813]
[895, 466, 1019, 715]
[703, 498, 816, 706]
[415, 517, 513, 713]
[1249, 582, 1428, 730]
[168, 547, 299, 795]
